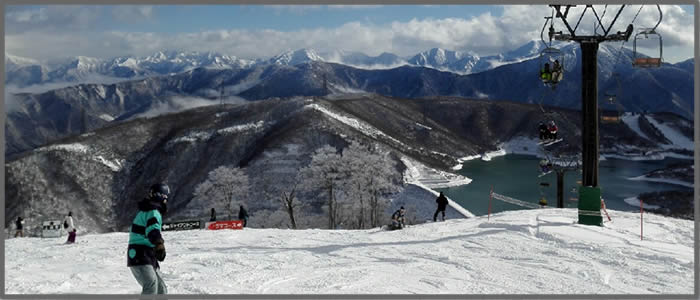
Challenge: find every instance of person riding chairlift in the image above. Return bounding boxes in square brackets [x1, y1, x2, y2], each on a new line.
[547, 121, 558, 140]
[538, 121, 548, 141]
[551, 60, 562, 83]
[540, 63, 552, 83]
[539, 159, 553, 174]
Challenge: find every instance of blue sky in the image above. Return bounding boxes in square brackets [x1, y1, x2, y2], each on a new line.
[5, 5, 695, 63]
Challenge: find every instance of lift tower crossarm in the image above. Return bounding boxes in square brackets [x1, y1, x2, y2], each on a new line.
[551, 5, 628, 41]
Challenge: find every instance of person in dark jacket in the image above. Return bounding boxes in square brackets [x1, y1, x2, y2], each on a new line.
[434, 192, 449, 222]
[210, 208, 216, 222]
[238, 205, 249, 227]
[391, 207, 406, 230]
[538, 121, 548, 141]
[14, 217, 24, 238]
[127, 183, 169, 295]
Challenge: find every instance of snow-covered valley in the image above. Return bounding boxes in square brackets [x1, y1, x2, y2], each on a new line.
[5, 209, 693, 295]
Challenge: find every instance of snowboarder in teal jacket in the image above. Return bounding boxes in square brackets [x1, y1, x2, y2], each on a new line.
[127, 183, 169, 295]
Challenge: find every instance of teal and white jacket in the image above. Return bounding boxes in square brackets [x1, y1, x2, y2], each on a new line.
[127, 198, 165, 269]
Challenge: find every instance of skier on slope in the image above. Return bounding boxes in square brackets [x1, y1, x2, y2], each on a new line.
[433, 192, 449, 222]
[391, 206, 406, 230]
[238, 205, 249, 228]
[14, 217, 24, 238]
[127, 183, 169, 295]
[66, 229, 77, 244]
[210, 208, 216, 222]
[63, 211, 76, 243]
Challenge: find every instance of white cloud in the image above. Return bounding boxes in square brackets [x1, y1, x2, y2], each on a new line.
[111, 5, 154, 22]
[133, 95, 247, 119]
[5, 5, 693, 63]
[5, 6, 101, 34]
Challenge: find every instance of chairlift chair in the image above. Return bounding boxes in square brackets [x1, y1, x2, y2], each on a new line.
[632, 5, 663, 68]
[539, 47, 565, 87]
[600, 73, 624, 123]
[632, 29, 663, 68]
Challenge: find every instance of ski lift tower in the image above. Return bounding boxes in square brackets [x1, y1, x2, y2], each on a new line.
[548, 5, 634, 226]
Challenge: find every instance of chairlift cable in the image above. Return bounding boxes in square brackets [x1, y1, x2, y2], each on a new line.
[610, 5, 644, 72]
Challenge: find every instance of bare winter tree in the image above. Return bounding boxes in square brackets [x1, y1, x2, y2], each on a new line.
[192, 165, 249, 220]
[279, 179, 301, 229]
[300, 145, 344, 229]
[340, 142, 399, 229]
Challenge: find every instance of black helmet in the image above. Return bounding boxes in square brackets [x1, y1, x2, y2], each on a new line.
[149, 183, 170, 202]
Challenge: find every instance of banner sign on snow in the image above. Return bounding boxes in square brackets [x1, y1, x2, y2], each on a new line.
[41, 220, 64, 238]
[206, 220, 243, 230]
[162, 220, 201, 231]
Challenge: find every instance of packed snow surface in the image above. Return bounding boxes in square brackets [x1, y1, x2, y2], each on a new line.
[623, 197, 661, 210]
[217, 121, 264, 135]
[306, 103, 404, 147]
[620, 114, 651, 142]
[5, 209, 692, 294]
[645, 116, 694, 151]
[36, 143, 90, 154]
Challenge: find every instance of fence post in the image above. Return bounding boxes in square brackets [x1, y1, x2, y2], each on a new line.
[489, 186, 493, 221]
[640, 198, 643, 241]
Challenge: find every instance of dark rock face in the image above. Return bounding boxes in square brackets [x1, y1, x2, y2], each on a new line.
[639, 190, 694, 220]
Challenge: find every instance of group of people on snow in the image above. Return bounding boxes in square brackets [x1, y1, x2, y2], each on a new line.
[13, 212, 76, 244]
[209, 205, 249, 227]
[538, 120, 558, 141]
[389, 192, 450, 230]
[12, 180, 455, 295]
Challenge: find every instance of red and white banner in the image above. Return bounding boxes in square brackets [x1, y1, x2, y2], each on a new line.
[205, 220, 243, 230]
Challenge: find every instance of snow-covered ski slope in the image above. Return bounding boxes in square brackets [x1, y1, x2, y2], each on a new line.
[5, 209, 692, 294]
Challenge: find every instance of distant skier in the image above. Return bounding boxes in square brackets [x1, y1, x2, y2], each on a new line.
[238, 205, 249, 228]
[210, 208, 216, 222]
[14, 217, 24, 238]
[434, 192, 449, 222]
[66, 229, 77, 244]
[63, 211, 75, 243]
[127, 183, 169, 295]
[391, 206, 406, 230]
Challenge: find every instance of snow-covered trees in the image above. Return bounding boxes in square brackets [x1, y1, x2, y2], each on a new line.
[341, 143, 399, 228]
[299, 145, 344, 229]
[192, 165, 249, 220]
[300, 142, 400, 229]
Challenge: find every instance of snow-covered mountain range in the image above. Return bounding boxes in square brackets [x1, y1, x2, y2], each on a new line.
[5, 50, 257, 88]
[2, 40, 571, 88]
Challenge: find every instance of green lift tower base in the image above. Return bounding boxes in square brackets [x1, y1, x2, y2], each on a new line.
[578, 186, 603, 226]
